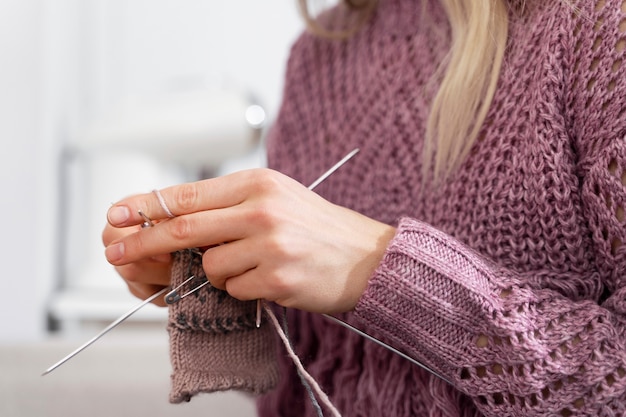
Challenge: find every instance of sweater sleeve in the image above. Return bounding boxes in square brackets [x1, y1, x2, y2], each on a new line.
[355, 218, 624, 416]
[354, 1, 626, 416]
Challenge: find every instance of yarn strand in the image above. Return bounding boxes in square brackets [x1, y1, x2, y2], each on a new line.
[263, 302, 343, 417]
[281, 307, 325, 417]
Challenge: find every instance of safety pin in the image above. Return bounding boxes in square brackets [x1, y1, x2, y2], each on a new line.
[165, 275, 210, 304]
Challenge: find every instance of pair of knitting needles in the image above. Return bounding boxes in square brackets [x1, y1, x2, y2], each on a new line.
[161, 148, 364, 326]
[42, 148, 361, 376]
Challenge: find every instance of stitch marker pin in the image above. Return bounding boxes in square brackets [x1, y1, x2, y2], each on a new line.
[138, 210, 154, 228]
[165, 274, 210, 304]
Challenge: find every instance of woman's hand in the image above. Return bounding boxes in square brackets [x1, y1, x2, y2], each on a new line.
[102, 221, 172, 307]
[104, 169, 396, 314]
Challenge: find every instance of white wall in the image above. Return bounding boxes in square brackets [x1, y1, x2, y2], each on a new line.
[0, 0, 46, 342]
[0, 0, 304, 342]
[73, 0, 305, 127]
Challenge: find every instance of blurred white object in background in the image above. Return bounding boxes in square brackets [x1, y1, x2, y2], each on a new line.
[73, 87, 265, 168]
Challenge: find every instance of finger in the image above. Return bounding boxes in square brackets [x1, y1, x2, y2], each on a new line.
[102, 223, 140, 246]
[223, 271, 259, 302]
[201, 240, 259, 290]
[223, 268, 294, 305]
[106, 169, 293, 227]
[114, 258, 171, 288]
[126, 281, 169, 307]
[224, 267, 334, 314]
[105, 204, 258, 265]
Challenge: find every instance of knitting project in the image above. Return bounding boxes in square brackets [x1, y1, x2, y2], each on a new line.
[169, 0, 626, 416]
[168, 250, 279, 403]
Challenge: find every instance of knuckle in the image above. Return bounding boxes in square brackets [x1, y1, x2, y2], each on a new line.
[131, 231, 148, 256]
[173, 183, 199, 213]
[169, 216, 194, 242]
[249, 168, 283, 193]
[237, 169, 291, 229]
[266, 272, 295, 300]
[245, 201, 279, 229]
[224, 280, 243, 299]
[201, 252, 218, 277]
[264, 232, 292, 259]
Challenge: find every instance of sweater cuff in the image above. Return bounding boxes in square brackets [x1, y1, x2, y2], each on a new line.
[354, 217, 502, 383]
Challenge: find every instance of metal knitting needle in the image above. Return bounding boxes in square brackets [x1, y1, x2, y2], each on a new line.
[321, 314, 453, 385]
[255, 148, 361, 327]
[162, 150, 361, 316]
[42, 286, 170, 376]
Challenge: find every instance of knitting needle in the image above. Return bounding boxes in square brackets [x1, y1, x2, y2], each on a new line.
[42, 286, 170, 376]
[321, 314, 453, 385]
[255, 148, 361, 327]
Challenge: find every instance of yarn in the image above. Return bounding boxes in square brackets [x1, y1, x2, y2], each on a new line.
[264, 303, 343, 417]
[152, 189, 176, 218]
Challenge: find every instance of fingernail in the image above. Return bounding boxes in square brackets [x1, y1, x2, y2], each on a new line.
[105, 242, 125, 262]
[108, 206, 130, 225]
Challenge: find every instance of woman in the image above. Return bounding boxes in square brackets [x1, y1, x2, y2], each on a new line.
[103, 0, 626, 415]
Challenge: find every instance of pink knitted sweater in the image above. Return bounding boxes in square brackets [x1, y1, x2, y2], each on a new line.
[169, 0, 626, 416]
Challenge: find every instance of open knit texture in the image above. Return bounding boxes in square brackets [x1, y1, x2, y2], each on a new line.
[168, 0, 626, 415]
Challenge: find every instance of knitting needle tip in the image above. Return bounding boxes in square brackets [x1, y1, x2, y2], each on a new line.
[41, 287, 169, 376]
[256, 299, 262, 328]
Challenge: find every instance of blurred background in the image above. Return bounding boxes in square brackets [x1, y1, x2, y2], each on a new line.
[0, 0, 306, 415]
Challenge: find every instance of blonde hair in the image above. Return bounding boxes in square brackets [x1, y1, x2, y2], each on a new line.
[298, 0, 510, 181]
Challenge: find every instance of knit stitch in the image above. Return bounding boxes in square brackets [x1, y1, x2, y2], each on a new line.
[171, 0, 626, 415]
[168, 250, 279, 403]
